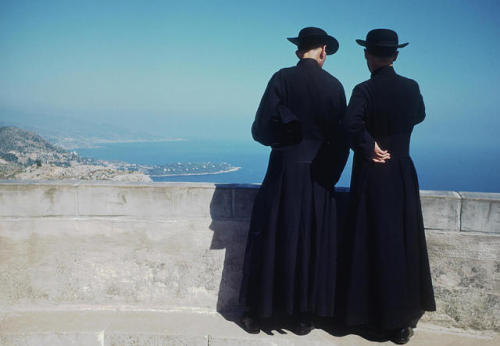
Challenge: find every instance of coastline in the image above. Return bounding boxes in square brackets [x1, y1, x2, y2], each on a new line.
[148, 166, 241, 178]
[89, 138, 185, 144]
[60, 138, 186, 150]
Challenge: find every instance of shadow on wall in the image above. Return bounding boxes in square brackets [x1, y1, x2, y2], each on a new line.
[208, 184, 255, 315]
[207, 184, 351, 317]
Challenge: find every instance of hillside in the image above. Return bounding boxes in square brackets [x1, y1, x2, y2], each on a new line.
[0, 126, 151, 182]
[0, 126, 79, 166]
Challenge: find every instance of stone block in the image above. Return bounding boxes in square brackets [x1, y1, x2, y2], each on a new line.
[75, 183, 229, 219]
[420, 191, 461, 231]
[0, 333, 101, 346]
[0, 217, 249, 312]
[0, 183, 77, 217]
[460, 192, 500, 233]
[208, 336, 295, 345]
[425, 230, 500, 330]
[105, 334, 208, 346]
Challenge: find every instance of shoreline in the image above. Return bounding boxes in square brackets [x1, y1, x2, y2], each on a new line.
[148, 166, 241, 177]
[61, 138, 186, 150]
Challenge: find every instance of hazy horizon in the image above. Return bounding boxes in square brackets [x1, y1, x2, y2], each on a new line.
[1, 0, 500, 194]
[1, 1, 500, 145]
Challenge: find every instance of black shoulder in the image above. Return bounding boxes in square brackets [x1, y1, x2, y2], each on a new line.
[272, 69, 284, 79]
[320, 69, 345, 91]
[396, 74, 421, 91]
[264, 69, 284, 87]
[277, 65, 297, 76]
[268, 66, 297, 84]
[352, 79, 371, 95]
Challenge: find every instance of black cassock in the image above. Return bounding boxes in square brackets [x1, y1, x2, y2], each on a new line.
[339, 65, 436, 330]
[239, 58, 349, 318]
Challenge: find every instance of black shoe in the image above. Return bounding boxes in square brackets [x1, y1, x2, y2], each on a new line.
[240, 314, 260, 334]
[295, 319, 314, 336]
[390, 327, 414, 344]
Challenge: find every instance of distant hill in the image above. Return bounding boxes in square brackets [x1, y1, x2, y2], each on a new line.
[0, 126, 65, 154]
[0, 109, 176, 149]
[0, 126, 151, 182]
[0, 126, 78, 166]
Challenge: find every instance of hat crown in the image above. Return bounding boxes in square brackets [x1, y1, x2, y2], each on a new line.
[355, 28, 408, 57]
[366, 29, 399, 46]
[287, 27, 339, 55]
[298, 27, 327, 38]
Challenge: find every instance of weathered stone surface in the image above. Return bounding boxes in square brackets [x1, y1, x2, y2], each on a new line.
[76, 184, 221, 219]
[1, 311, 498, 346]
[0, 217, 250, 312]
[0, 333, 101, 346]
[420, 191, 461, 231]
[2, 218, 498, 331]
[460, 192, 500, 233]
[105, 334, 208, 346]
[208, 336, 297, 345]
[0, 183, 77, 217]
[424, 230, 500, 330]
[0, 217, 215, 309]
[1, 181, 499, 334]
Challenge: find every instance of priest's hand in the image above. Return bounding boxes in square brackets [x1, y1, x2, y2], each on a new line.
[372, 142, 391, 163]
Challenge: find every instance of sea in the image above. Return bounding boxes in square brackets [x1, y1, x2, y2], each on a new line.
[75, 139, 500, 193]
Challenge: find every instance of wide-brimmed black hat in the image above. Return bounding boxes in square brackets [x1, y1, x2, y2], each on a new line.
[356, 29, 408, 57]
[287, 27, 339, 55]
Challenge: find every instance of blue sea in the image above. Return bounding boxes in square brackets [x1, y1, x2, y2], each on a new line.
[75, 139, 500, 193]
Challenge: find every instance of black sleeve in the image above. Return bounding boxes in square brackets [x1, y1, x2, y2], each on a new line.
[331, 84, 349, 183]
[311, 82, 350, 189]
[414, 82, 426, 125]
[344, 84, 375, 161]
[251, 72, 282, 146]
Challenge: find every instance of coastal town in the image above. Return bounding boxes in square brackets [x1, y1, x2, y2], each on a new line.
[0, 126, 239, 181]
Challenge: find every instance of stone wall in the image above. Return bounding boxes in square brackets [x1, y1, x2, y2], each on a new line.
[0, 181, 498, 331]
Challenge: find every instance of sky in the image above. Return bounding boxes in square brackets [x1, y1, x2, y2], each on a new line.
[1, 0, 500, 150]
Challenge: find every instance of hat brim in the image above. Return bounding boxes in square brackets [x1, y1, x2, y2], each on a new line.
[356, 39, 409, 48]
[287, 35, 339, 55]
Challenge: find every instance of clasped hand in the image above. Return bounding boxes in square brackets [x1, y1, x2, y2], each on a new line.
[372, 142, 391, 163]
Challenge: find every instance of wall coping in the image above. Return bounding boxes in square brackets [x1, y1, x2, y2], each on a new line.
[0, 180, 498, 234]
[0, 179, 497, 194]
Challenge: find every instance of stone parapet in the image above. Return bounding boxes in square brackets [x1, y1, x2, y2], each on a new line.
[1, 181, 497, 233]
[460, 192, 500, 233]
[0, 181, 498, 333]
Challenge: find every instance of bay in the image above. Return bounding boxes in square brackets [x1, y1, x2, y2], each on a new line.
[75, 139, 500, 193]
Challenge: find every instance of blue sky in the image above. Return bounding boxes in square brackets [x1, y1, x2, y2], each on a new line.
[1, 0, 499, 149]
